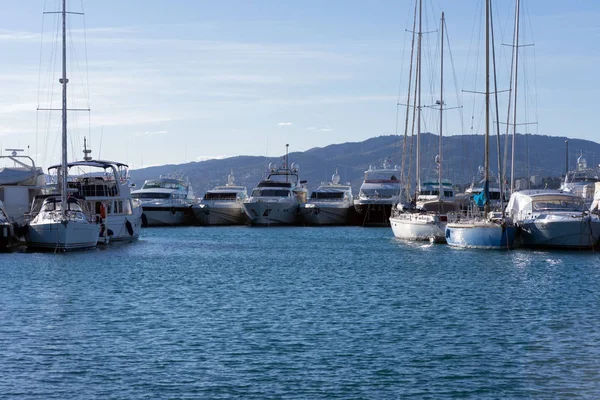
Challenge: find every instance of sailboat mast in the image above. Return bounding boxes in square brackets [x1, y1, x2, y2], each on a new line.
[438, 12, 444, 201]
[416, 0, 422, 198]
[484, 0, 490, 214]
[60, 0, 68, 219]
[510, 0, 521, 194]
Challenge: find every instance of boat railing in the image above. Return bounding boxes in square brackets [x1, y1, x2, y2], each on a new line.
[447, 206, 483, 223]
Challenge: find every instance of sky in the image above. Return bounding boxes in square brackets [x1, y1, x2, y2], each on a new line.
[0, 0, 598, 170]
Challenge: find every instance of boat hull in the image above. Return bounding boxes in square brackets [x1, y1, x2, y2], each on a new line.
[26, 220, 100, 251]
[141, 205, 194, 226]
[300, 204, 351, 225]
[354, 202, 394, 227]
[517, 218, 600, 249]
[445, 221, 515, 249]
[242, 201, 300, 226]
[390, 213, 446, 242]
[193, 203, 247, 225]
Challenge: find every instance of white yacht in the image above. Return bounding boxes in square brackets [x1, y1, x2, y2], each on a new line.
[0, 149, 45, 225]
[300, 170, 354, 226]
[243, 149, 308, 226]
[560, 153, 598, 207]
[353, 160, 401, 226]
[48, 143, 143, 243]
[131, 176, 195, 226]
[194, 171, 248, 225]
[506, 189, 600, 249]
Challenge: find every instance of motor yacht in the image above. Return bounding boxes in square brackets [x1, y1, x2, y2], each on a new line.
[354, 160, 401, 226]
[194, 171, 248, 225]
[243, 148, 308, 226]
[560, 153, 598, 207]
[131, 176, 195, 226]
[300, 170, 353, 226]
[506, 189, 600, 249]
[0, 149, 45, 225]
[47, 143, 143, 243]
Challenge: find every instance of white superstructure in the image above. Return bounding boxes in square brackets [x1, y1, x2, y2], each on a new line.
[560, 153, 599, 207]
[0, 150, 45, 224]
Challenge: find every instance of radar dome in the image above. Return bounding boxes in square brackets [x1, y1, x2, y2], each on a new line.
[291, 162, 299, 172]
[268, 162, 277, 172]
[331, 169, 340, 184]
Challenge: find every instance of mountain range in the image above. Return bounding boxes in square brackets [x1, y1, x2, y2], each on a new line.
[129, 134, 600, 195]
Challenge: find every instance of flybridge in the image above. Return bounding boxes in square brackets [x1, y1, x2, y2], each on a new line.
[258, 181, 293, 188]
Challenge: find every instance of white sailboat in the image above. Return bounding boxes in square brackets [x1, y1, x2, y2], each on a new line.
[26, 0, 100, 251]
[390, 10, 458, 242]
[445, 0, 516, 249]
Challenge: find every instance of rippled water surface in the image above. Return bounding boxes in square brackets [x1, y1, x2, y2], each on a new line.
[1, 226, 600, 399]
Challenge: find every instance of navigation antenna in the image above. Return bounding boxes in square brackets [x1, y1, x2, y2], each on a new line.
[83, 137, 92, 161]
[285, 144, 289, 183]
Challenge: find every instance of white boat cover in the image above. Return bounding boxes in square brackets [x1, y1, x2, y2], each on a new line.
[0, 168, 37, 185]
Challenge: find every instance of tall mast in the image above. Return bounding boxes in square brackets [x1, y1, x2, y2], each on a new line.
[416, 0, 422, 198]
[484, 0, 490, 215]
[438, 12, 444, 201]
[60, 0, 68, 219]
[510, 0, 521, 193]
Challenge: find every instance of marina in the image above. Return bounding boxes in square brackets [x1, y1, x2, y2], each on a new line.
[3, 0, 600, 397]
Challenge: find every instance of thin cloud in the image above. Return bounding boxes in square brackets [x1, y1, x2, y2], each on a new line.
[277, 122, 293, 127]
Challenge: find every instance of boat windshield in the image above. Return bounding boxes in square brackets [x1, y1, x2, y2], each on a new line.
[532, 197, 586, 212]
[132, 192, 171, 199]
[258, 181, 293, 188]
[142, 180, 185, 190]
[41, 199, 83, 212]
[311, 192, 344, 200]
[251, 189, 290, 197]
[364, 171, 399, 183]
[567, 172, 599, 183]
[204, 192, 237, 200]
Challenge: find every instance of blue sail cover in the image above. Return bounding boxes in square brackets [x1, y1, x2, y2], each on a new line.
[474, 180, 489, 207]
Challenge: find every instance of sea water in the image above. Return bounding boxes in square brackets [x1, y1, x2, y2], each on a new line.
[1, 226, 600, 399]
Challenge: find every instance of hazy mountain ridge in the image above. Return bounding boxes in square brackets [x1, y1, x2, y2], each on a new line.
[130, 134, 600, 196]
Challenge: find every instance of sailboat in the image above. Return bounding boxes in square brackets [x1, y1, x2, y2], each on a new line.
[25, 0, 100, 251]
[445, 0, 516, 249]
[390, 10, 458, 242]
